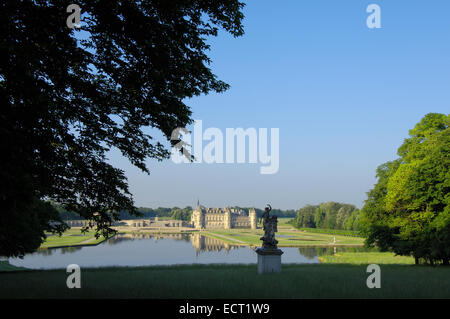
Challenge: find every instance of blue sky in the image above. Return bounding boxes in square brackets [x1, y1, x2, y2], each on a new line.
[108, 0, 450, 210]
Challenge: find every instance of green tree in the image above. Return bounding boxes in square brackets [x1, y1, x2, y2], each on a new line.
[293, 202, 359, 230]
[171, 206, 192, 221]
[344, 208, 361, 230]
[295, 205, 317, 228]
[336, 205, 353, 229]
[360, 113, 449, 265]
[0, 0, 244, 257]
[313, 206, 325, 228]
[319, 202, 344, 229]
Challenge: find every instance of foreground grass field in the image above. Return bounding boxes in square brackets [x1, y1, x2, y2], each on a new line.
[0, 261, 28, 272]
[0, 264, 448, 298]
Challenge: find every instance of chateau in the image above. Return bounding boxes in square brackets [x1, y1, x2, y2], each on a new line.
[191, 201, 257, 229]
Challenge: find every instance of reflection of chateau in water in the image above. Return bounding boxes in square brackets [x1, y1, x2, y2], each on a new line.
[190, 233, 240, 255]
[105, 233, 240, 255]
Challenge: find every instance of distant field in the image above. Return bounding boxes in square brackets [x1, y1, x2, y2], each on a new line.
[1, 264, 448, 298]
[204, 227, 365, 247]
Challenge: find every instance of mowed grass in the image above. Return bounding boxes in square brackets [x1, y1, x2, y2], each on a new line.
[320, 252, 415, 265]
[0, 264, 448, 298]
[204, 227, 365, 247]
[40, 228, 106, 249]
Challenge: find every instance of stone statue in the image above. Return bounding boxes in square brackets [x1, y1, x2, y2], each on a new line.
[259, 204, 279, 250]
[255, 203, 283, 274]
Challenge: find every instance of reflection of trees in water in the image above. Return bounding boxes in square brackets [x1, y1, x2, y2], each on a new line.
[37, 249, 54, 256]
[316, 247, 334, 256]
[297, 247, 318, 260]
[60, 246, 82, 254]
[36, 246, 83, 256]
[106, 236, 136, 245]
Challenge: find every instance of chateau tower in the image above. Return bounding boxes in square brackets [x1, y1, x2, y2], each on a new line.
[224, 210, 231, 229]
[249, 208, 257, 229]
[191, 200, 205, 229]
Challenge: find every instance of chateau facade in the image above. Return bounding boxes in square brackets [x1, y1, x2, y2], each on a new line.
[191, 201, 257, 229]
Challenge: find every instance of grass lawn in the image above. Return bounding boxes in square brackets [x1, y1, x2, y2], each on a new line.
[40, 228, 107, 249]
[0, 263, 448, 298]
[319, 252, 415, 265]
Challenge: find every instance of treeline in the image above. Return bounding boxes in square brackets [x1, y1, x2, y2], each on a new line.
[291, 202, 361, 231]
[119, 206, 192, 221]
[232, 207, 297, 218]
[56, 205, 193, 221]
[57, 204, 296, 221]
[263, 208, 297, 218]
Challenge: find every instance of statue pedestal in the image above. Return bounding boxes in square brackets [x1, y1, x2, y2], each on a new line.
[255, 247, 283, 274]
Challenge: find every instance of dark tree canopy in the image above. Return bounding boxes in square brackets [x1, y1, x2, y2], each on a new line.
[0, 0, 244, 257]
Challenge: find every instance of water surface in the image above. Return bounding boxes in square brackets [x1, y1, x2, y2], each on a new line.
[8, 233, 368, 269]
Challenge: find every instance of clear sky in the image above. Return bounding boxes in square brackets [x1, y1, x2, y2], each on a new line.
[108, 0, 450, 210]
